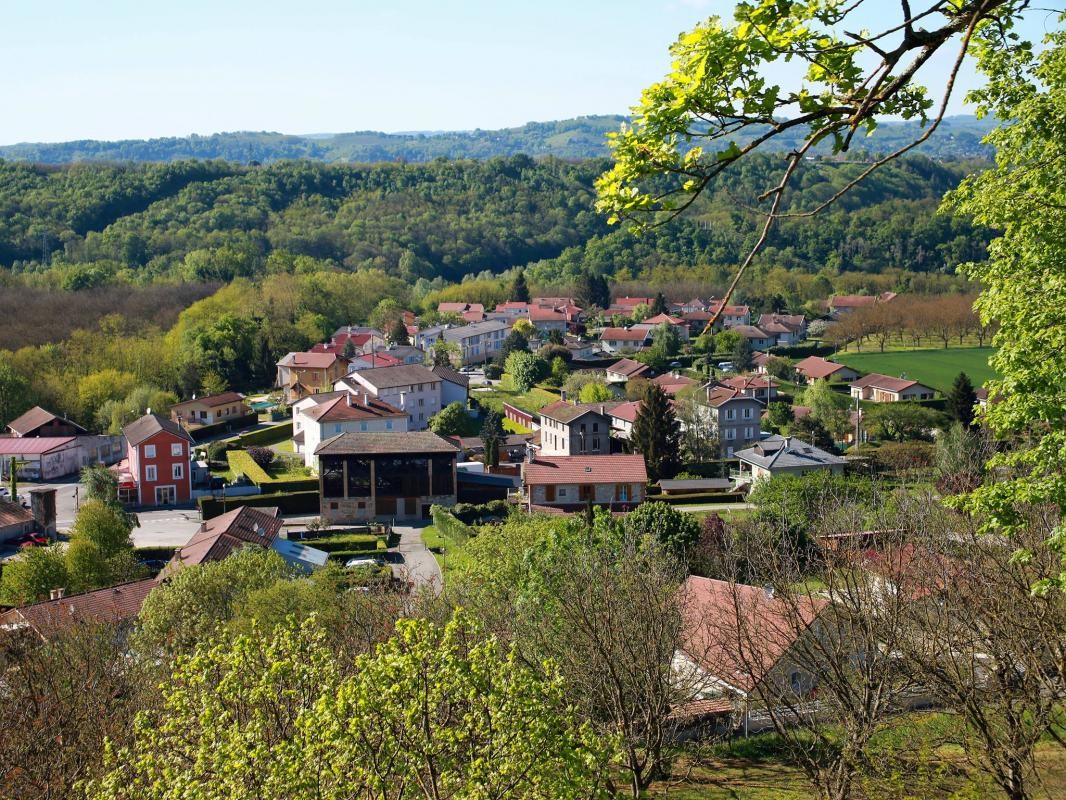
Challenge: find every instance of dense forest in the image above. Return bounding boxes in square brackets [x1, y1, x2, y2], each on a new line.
[0, 153, 989, 294]
[0, 115, 995, 164]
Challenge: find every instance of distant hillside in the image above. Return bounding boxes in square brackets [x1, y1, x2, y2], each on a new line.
[0, 115, 995, 164]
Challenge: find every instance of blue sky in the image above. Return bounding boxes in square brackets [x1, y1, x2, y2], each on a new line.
[0, 1, 1055, 144]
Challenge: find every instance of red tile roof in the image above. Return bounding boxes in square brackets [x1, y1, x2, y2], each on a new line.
[528, 307, 566, 322]
[278, 352, 344, 370]
[608, 400, 641, 423]
[122, 413, 192, 446]
[171, 391, 245, 410]
[303, 394, 406, 424]
[600, 327, 650, 342]
[849, 372, 926, 393]
[524, 454, 648, 486]
[703, 387, 746, 408]
[606, 358, 651, 379]
[166, 506, 283, 573]
[613, 296, 655, 307]
[0, 578, 158, 637]
[652, 373, 698, 394]
[719, 375, 778, 392]
[641, 313, 686, 326]
[795, 356, 850, 380]
[679, 576, 826, 693]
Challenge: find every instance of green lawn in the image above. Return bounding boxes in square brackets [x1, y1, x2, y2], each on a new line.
[472, 375, 560, 415]
[834, 346, 996, 393]
[420, 524, 473, 575]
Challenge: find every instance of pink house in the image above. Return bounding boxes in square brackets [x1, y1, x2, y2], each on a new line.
[121, 414, 193, 506]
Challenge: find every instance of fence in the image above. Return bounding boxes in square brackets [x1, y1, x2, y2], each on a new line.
[502, 402, 535, 430]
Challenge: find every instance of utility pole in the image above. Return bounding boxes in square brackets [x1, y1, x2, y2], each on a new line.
[854, 394, 861, 447]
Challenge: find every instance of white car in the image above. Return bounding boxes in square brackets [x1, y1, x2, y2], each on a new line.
[345, 557, 386, 569]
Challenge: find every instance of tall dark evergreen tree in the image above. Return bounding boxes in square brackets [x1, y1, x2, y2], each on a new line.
[574, 269, 611, 310]
[732, 335, 754, 373]
[388, 318, 409, 345]
[630, 384, 681, 481]
[342, 338, 357, 359]
[651, 292, 668, 315]
[510, 269, 531, 304]
[480, 410, 505, 468]
[947, 371, 978, 429]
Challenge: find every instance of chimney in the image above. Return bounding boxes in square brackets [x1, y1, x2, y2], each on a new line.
[49, 587, 65, 600]
[363, 392, 370, 406]
[29, 488, 56, 537]
[560, 390, 567, 403]
[399, 391, 407, 409]
[346, 393, 353, 407]
[599, 405, 605, 416]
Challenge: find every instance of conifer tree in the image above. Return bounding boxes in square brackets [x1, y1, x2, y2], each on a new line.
[947, 371, 977, 429]
[510, 269, 531, 304]
[630, 384, 680, 481]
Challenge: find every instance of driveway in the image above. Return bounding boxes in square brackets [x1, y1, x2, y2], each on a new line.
[389, 524, 442, 595]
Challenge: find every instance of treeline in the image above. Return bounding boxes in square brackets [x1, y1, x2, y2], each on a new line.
[0, 154, 989, 296]
[0, 114, 994, 164]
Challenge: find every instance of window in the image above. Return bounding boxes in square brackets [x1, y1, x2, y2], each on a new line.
[558, 487, 568, 498]
[725, 409, 736, 420]
[359, 422, 368, 432]
[333, 424, 342, 433]
[418, 398, 424, 407]
[743, 408, 752, 419]
[615, 484, 628, 501]
[145, 465, 157, 481]
[592, 422, 599, 432]
[170, 443, 183, 456]
[725, 428, 735, 440]
[790, 671, 804, 694]
[744, 427, 754, 439]
[591, 438, 600, 452]
[172, 463, 184, 480]
[144, 444, 156, 458]
[386, 421, 393, 430]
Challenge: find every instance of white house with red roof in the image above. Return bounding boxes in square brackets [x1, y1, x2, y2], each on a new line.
[634, 312, 691, 342]
[599, 327, 651, 352]
[706, 300, 752, 327]
[525, 306, 568, 335]
[849, 373, 935, 402]
[607, 400, 641, 440]
[757, 314, 807, 346]
[605, 358, 652, 384]
[716, 374, 780, 404]
[652, 372, 698, 396]
[292, 391, 409, 467]
[522, 453, 648, 512]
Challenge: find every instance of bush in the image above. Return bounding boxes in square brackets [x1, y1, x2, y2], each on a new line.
[450, 500, 511, 524]
[484, 363, 503, 380]
[226, 450, 272, 483]
[187, 412, 259, 442]
[431, 506, 475, 543]
[300, 534, 382, 553]
[232, 422, 293, 448]
[205, 440, 233, 462]
[327, 546, 388, 561]
[246, 446, 276, 470]
[198, 490, 320, 519]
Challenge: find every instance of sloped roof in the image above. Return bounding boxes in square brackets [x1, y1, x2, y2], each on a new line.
[606, 358, 651, 378]
[607, 400, 641, 424]
[278, 351, 343, 370]
[719, 375, 778, 392]
[166, 506, 283, 573]
[302, 394, 406, 424]
[0, 500, 33, 527]
[6, 406, 87, 436]
[679, 576, 827, 693]
[0, 578, 158, 637]
[640, 313, 686, 326]
[600, 327, 649, 341]
[731, 325, 773, 340]
[524, 454, 648, 486]
[528, 307, 566, 322]
[441, 320, 509, 341]
[703, 387, 752, 408]
[315, 431, 460, 456]
[795, 356, 851, 380]
[0, 436, 77, 455]
[849, 372, 929, 393]
[122, 413, 192, 446]
[347, 364, 439, 389]
[431, 365, 470, 388]
[538, 400, 619, 425]
[734, 435, 845, 470]
[652, 373, 697, 394]
[613, 296, 655, 307]
[171, 391, 245, 410]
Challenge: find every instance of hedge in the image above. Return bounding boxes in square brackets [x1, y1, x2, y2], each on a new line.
[450, 500, 511, 524]
[188, 412, 260, 443]
[430, 506, 474, 543]
[300, 534, 383, 553]
[226, 450, 272, 483]
[198, 489, 319, 519]
[230, 422, 293, 448]
[654, 492, 748, 505]
[772, 342, 836, 359]
[328, 548, 388, 561]
[134, 546, 177, 561]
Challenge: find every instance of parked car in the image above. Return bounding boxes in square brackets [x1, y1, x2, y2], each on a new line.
[345, 557, 386, 569]
[716, 361, 735, 372]
[14, 532, 49, 548]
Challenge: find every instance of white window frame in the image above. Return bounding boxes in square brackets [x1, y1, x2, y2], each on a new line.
[144, 444, 156, 458]
[170, 443, 183, 456]
[145, 465, 157, 481]
[172, 463, 184, 480]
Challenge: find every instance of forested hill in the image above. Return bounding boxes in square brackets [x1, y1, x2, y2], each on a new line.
[0, 115, 995, 164]
[0, 154, 989, 295]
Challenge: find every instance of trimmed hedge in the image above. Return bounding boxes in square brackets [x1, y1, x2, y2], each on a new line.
[231, 422, 293, 448]
[773, 342, 835, 359]
[654, 492, 748, 505]
[450, 500, 511, 524]
[300, 534, 382, 553]
[134, 546, 177, 561]
[328, 547, 387, 561]
[188, 412, 259, 442]
[226, 450, 272, 483]
[430, 506, 474, 543]
[198, 489, 319, 519]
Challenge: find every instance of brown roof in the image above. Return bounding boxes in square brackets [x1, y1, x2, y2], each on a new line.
[538, 400, 619, 424]
[430, 365, 470, 388]
[640, 313, 686, 326]
[5, 406, 86, 436]
[0, 578, 158, 637]
[302, 394, 406, 424]
[346, 364, 439, 390]
[607, 358, 652, 379]
[0, 500, 33, 528]
[600, 327, 650, 342]
[608, 400, 641, 423]
[278, 351, 343, 370]
[122, 413, 193, 446]
[719, 375, 778, 392]
[524, 454, 648, 486]
[528, 307, 566, 322]
[680, 576, 827, 693]
[315, 431, 460, 456]
[794, 356, 850, 380]
[731, 325, 772, 340]
[171, 391, 245, 410]
[0, 436, 77, 455]
[703, 387, 747, 408]
[166, 506, 283, 573]
[652, 373, 697, 394]
[849, 372, 928, 394]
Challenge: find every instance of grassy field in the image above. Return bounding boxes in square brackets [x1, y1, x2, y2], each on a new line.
[471, 375, 560, 415]
[834, 346, 996, 393]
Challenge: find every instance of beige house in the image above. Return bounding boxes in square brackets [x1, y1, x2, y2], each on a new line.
[277, 352, 349, 404]
[849, 373, 935, 402]
[522, 454, 648, 511]
[170, 392, 249, 428]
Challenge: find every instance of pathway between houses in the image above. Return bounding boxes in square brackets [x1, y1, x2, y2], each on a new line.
[390, 524, 443, 596]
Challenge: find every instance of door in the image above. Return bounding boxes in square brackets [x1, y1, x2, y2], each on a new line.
[155, 485, 176, 505]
